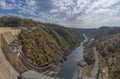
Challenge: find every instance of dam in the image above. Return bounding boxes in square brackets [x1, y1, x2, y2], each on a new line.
[0, 27, 54, 79]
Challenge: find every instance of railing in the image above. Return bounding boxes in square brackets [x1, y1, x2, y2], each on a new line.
[18, 52, 54, 73]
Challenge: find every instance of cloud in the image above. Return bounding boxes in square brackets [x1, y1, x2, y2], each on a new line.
[49, 9, 58, 13]
[94, 7, 120, 16]
[35, 0, 53, 11]
[26, 0, 36, 6]
[86, 0, 120, 13]
[0, 0, 120, 28]
[0, 13, 4, 17]
[7, 13, 24, 18]
[0, 0, 15, 10]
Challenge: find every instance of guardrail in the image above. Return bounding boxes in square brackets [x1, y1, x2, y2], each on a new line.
[18, 52, 54, 73]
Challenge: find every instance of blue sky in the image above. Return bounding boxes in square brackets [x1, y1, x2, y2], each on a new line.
[0, 0, 120, 28]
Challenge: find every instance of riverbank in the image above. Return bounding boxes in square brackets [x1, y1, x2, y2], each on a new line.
[72, 34, 90, 79]
[51, 34, 87, 79]
[46, 41, 83, 76]
[53, 35, 85, 75]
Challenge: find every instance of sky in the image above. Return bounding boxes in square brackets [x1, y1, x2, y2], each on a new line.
[0, 0, 120, 28]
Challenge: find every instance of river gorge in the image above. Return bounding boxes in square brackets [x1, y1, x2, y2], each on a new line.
[55, 34, 88, 79]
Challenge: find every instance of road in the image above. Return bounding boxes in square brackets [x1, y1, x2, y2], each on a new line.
[73, 47, 99, 79]
[90, 47, 99, 77]
[83, 47, 99, 79]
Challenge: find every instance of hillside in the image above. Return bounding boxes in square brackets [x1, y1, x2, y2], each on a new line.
[95, 34, 120, 79]
[82, 27, 120, 79]
[72, 26, 120, 39]
[0, 16, 84, 66]
[71, 28, 97, 36]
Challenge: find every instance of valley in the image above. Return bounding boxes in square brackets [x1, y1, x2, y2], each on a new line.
[0, 16, 120, 79]
[0, 1, 120, 79]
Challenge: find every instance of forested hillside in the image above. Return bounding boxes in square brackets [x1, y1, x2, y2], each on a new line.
[72, 26, 120, 39]
[82, 27, 120, 79]
[0, 16, 84, 66]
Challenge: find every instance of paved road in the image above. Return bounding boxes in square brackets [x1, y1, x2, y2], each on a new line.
[83, 47, 99, 79]
[90, 47, 99, 77]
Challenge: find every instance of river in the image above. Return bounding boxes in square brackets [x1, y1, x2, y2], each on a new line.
[55, 34, 88, 79]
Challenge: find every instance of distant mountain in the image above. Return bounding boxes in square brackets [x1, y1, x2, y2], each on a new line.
[70, 28, 97, 34]
[72, 26, 120, 39]
[99, 26, 111, 28]
[90, 26, 120, 39]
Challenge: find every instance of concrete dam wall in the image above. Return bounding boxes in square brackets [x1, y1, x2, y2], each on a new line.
[0, 27, 21, 79]
[0, 27, 21, 47]
[0, 48, 19, 79]
[0, 27, 54, 79]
